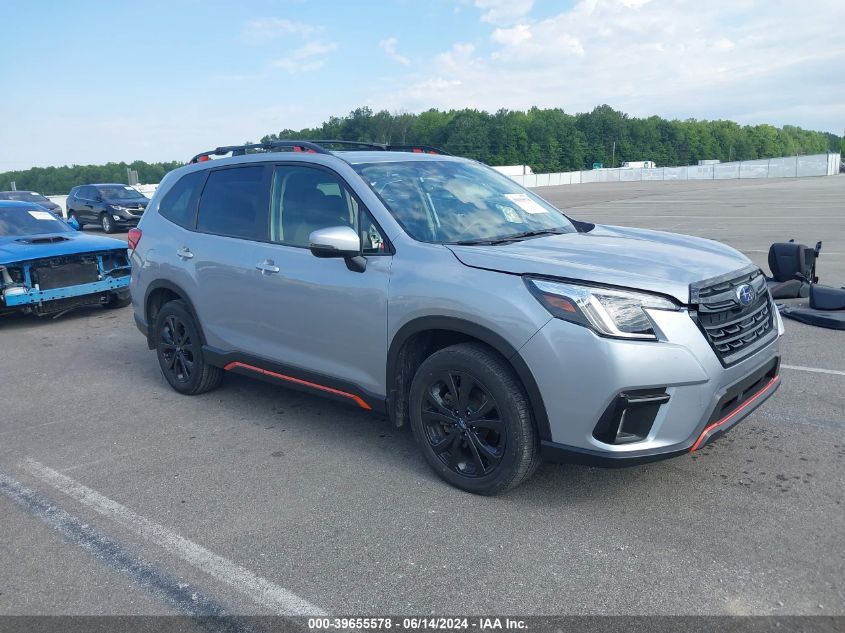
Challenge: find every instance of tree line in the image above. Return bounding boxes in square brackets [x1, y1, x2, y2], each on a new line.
[2, 106, 841, 194]
[0, 160, 182, 196]
[263, 105, 842, 173]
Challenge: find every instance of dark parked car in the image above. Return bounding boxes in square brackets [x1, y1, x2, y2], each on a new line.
[66, 183, 149, 233]
[0, 190, 63, 216]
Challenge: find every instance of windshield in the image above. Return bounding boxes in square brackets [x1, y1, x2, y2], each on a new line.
[97, 185, 146, 201]
[0, 206, 72, 236]
[0, 191, 49, 203]
[352, 160, 575, 244]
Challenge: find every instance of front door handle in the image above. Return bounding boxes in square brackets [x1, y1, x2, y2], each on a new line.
[177, 247, 194, 260]
[255, 260, 280, 275]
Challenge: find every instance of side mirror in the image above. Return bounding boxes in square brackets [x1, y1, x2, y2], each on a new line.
[67, 216, 80, 231]
[309, 226, 360, 258]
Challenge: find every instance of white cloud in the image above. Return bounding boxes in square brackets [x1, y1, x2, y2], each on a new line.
[241, 17, 319, 43]
[378, 0, 845, 131]
[379, 37, 410, 65]
[491, 24, 532, 47]
[272, 41, 339, 73]
[473, 0, 534, 25]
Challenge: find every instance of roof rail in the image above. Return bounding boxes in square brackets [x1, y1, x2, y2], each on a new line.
[189, 140, 330, 164]
[189, 140, 450, 163]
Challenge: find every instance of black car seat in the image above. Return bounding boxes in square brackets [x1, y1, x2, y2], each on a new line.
[766, 240, 821, 299]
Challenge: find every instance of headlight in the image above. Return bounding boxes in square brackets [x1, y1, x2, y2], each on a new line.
[112, 205, 128, 211]
[525, 277, 680, 340]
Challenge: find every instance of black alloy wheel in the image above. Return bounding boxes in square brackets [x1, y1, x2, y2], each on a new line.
[159, 314, 195, 384]
[153, 300, 224, 395]
[421, 370, 505, 477]
[409, 342, 539, 495]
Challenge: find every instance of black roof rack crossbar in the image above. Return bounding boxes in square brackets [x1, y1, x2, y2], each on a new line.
[308, 140, 389, 150]
[189, 140, 331, 163]
[189, 140, 450, 163]
[385, 144, 451, 155]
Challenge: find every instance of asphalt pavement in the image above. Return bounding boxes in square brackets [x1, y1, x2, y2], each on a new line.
[1, 176, 843, 618]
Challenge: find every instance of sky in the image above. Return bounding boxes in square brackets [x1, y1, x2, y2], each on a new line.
[1, 0, 843, 170]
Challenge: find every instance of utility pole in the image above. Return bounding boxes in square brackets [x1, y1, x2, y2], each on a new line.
[611, 140, 616, 168]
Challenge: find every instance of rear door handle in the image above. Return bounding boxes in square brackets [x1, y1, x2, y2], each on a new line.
[177, 247, 194, 260]
[255, 260, 280, 275]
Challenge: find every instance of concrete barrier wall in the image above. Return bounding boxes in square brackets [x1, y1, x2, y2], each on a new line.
[511, 153, 841, 187]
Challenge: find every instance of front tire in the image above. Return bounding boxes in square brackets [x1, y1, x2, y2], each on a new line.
[68, 211, 83, 229]
[409, 342, 540, 495]
[153, 300, 223, 395]
[100, 213, 116, 233]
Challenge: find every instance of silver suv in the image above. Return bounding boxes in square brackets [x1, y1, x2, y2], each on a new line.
[130, 140, 782, 495]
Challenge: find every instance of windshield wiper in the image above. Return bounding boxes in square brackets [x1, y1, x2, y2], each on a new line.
[451, 228, 568, 246]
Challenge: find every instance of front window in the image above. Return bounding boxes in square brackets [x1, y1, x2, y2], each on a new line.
[0, 207, 71, 236]
[352, 160, 575, 244]
[96, 185, 147, 201]
[270, 165, 386, 254]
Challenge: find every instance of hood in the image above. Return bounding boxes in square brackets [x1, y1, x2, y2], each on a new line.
[446, 224, 753, 303]
[0, 231, 127, 266]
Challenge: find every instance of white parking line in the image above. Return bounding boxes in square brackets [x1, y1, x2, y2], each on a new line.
[781, 364, 845, 377]
[22, 457, 326, 616]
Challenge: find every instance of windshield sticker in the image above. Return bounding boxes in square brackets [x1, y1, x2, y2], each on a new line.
[505, 193, 548, 214]
[28, 211, 54, 220]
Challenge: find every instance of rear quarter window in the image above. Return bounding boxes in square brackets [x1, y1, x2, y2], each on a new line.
[158, 171, 206, 229]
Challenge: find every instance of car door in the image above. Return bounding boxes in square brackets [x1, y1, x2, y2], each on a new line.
[244, 163, 392, 399]
[189, 164, 277, 358]
[80, 186, 98, 222]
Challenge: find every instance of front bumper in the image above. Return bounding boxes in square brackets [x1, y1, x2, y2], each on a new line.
[3, 274, 130, 307]
[519, 306, 782, 466]
[113, 215, 141, 226]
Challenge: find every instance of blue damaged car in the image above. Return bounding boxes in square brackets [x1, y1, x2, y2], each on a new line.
[0, 200, 131, 317]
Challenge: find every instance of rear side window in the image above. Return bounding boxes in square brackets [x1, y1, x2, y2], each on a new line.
[158, 171, 205, 228]
[196, 166, 267, 240]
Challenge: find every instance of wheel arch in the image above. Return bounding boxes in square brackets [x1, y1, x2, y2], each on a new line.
[386, 316, 551, 441]
[143, 280, 206, 349]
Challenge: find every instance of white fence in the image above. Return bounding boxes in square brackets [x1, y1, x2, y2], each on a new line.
[510, 153, 841, 188]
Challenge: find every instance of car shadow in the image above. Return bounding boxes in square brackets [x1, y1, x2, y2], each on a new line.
[171, 369, 677, 506]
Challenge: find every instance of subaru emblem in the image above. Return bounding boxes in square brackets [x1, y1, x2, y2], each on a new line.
[736, 284, 755, 306]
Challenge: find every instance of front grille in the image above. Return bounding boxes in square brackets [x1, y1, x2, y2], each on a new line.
[691, 266, 776, 365]
[32, 257, 99, 290]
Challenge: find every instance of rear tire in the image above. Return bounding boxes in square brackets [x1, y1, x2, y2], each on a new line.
[100, 213, 116, 233]
[409, 342, 540, 495]
[153, 300, 223, 395]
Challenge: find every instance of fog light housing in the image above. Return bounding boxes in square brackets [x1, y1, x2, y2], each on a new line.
[592, 390, 670, 444]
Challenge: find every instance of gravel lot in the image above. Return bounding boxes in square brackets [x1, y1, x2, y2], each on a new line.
[1, 176, 843, 618]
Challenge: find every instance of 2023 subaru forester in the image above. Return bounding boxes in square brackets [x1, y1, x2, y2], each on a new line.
[129, 140, 783, 495]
